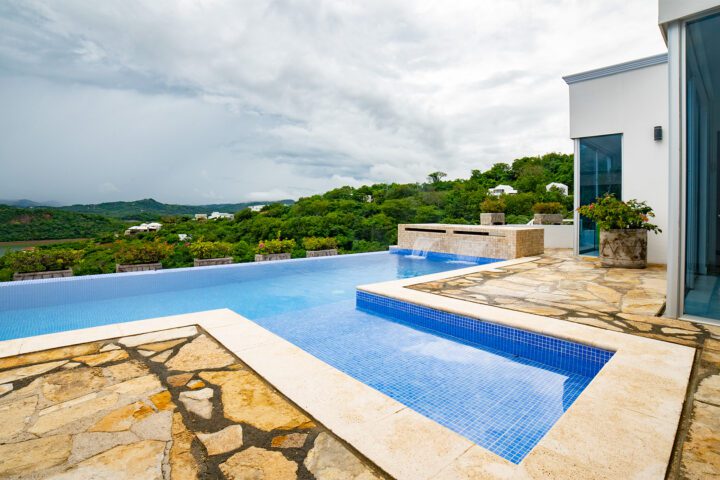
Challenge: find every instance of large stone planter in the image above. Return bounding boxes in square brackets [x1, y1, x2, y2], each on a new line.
[13, 269, 73, 281]
[306, 249, 338, 258]
[533, 213, 563, 225]
[480, 213, 505, 225]
[116, 262, 163, 273]
[254, 253, 291, 262]
[599, 229, 648, 268]
[193, 257, 233, 267]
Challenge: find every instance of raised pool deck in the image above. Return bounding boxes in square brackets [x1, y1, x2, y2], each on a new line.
[0, 253, 699, 479]
[402, 249, 720, 479]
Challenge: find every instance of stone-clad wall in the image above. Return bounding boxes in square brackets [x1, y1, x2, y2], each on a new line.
[397, 224, 544, 259]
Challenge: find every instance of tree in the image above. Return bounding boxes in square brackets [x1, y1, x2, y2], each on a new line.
[427, 171, 447, 184]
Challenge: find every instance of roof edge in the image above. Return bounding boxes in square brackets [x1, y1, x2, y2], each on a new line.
[562, 53, 668, 85]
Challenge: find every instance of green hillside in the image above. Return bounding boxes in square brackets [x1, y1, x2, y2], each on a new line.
[59, 198, 294, 220]
[0, 206, 127, 242]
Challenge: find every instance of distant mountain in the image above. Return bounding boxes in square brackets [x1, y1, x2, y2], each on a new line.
[0, 205, 126, 242]
[58, 198, 295, 220]
[0, 199, 61, 208]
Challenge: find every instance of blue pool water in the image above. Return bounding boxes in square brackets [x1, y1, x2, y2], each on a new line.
[0, 251, 609, 463]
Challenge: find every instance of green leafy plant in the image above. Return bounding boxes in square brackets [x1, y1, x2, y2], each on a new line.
[577, 194, 661, 233]
[115, 241, 173, 265]
[302, 237, 337, 251]
[6, 249, 81, 273]
[532, 202, 564, 214]
[256, 239, 296, 255]
[187, 241, 233, 259]
[480, 197, 506, 213]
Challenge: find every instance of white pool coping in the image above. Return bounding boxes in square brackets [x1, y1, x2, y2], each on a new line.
[0, 256, 696, 479]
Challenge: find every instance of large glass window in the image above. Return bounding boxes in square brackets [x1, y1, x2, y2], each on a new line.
[578, 134, 622, 255]
[684, 12, 720, 321]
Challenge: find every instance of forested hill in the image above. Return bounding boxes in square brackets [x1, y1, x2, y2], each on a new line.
[58, 198, 295, 220]
[0, 152, 573, 244]
[0, 206, 127, 242]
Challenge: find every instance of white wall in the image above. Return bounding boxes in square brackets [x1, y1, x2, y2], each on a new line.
[525, 225, 574, 249]
[659, 0, 720, 24]
[568, 62, 669, 264]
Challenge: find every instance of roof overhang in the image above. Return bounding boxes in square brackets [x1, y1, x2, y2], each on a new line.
[562, 53, 668, 85]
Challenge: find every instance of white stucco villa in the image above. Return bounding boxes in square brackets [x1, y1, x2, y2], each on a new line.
[564, 0, 720, 323]
[487, 185, 517, 196]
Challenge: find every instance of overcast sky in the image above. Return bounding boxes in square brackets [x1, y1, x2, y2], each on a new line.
[0, 1, 666, 205]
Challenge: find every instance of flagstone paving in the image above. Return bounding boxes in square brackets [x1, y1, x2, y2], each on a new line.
[0, 327, 386, 480]
[410, 248, 720, 479]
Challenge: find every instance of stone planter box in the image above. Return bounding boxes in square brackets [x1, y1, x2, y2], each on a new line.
[480, 213, 505, 225]
[13, 269, 73, 281]
[116, 262, 163, 273]
[533, 213, 564, 225]
[254, 253, 291, 262]
[193, 257, 233, 267]
[306, 249, 338, 258]
[599, 229, 648, 268]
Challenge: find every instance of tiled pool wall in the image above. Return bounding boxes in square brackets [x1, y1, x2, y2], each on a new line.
[356, 291, 614, 377]
[388, 247, 500, 264]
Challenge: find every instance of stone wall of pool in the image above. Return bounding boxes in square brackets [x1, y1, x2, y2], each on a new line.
[397, 223, 544, 259]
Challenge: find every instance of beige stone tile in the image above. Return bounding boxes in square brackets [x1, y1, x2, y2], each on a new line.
[117, 326, 198, 348]
[340, 407, 473, 480]
[434, 445, 516, 480]
[47, 439, 165, 480]
[0, 339, 23, 359]
[0, 342, 101, 369]
[680, 401, 720, 480]
[0, 434, 72, 477]
[30, 393, 119, 435]
[0, 360, 68, 384]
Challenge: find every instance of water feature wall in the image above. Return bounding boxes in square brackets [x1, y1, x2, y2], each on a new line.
[397, 224, 544, 259]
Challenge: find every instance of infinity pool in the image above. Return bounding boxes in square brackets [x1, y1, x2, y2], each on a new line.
[0, 251, 609, 463]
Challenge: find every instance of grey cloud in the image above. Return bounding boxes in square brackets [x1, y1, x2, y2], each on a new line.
[0, 0, 666, 204]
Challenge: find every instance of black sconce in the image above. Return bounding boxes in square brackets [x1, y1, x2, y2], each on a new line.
[654, 126, 663, 141]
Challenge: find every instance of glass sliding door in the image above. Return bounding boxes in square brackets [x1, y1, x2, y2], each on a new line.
[684, 12, 720, 321]
[578, 134, 622, 255]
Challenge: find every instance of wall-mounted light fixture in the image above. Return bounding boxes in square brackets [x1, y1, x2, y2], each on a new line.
[654, 126, 663, 141]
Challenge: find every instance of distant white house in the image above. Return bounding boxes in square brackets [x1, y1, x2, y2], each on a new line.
[488, 185, 518, 196]
[209, 211, 234, 220]
[194, 214, 208, 221]
[124, 222, 162, 235]
[248, 205, 265, 212]
[545, 182, 569, 195]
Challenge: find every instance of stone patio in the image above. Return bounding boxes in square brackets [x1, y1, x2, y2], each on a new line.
[0, 326, 385, 479]
[409, 248, 720, 479]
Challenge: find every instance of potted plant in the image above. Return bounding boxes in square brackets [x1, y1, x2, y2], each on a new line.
[255, 239, 296, 262]
[303, 237, 338, 257]
[115, 241, 173, 272]
[188, 241, 234, 267]
[7, 249, 81, 281]
[532, 202, 564, 225]
[577, 194, 661, 268]
[480, 197, 506, 225]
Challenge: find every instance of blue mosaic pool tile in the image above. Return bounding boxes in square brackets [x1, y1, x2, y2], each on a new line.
[356, 291, 614, 379]
[354, 291, 613, 462]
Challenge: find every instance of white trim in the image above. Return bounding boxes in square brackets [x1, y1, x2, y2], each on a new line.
[563, 54, 668, 85]
[573, 138, 580, 256]
[665, 21, 684, 319]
